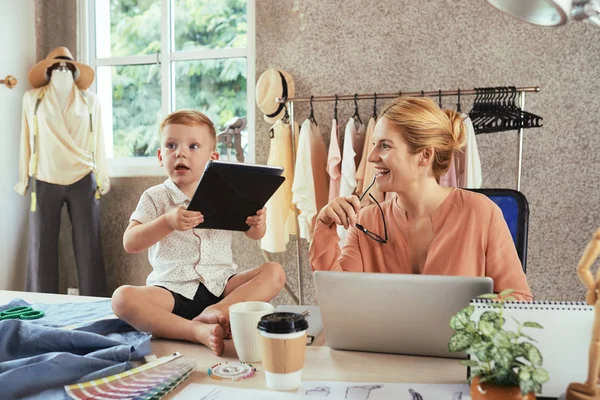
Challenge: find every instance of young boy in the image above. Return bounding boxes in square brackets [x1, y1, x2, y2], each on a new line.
[111, 110, 286, 356]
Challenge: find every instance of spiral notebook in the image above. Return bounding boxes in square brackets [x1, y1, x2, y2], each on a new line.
[470, 299, 594, 399]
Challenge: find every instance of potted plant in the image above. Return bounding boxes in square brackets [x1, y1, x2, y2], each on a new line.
[448, 289, 550, 400]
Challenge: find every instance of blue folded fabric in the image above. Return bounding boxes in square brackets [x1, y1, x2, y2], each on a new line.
[0, 299, 152, 399]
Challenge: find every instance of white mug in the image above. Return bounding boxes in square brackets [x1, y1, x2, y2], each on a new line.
[229, 301, 275, 362]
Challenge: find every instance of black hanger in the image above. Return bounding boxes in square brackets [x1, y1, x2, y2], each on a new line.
[421, 90, 425, 97]
[309, 95, 318, 126]
[334, 94, 338, 122]
[456, 89, 461, 113]
[472, 86, 543, 134]
[282, 104, 290, 124]
[352, 93, 362, 125]
[438, 89, 442, 108]
[373, 93, 377, 119]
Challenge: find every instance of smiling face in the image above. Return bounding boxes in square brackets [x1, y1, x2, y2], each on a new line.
[158, 123, 218, 194]
[367, 116, 427, 193]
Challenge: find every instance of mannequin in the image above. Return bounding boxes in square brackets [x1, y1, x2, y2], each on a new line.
[49, 63, 74, 109]
[16, 47, 110, 296]
[567, 228, 600, 400]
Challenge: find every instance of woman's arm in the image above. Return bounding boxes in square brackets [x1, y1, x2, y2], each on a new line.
[485, 204, 533, 301]
[309, 218, 364, 272]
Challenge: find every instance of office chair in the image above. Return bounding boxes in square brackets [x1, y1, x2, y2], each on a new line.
[467, 189, 529, 273]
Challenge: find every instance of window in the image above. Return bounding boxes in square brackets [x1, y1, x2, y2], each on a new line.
[81, 0, 255, 176]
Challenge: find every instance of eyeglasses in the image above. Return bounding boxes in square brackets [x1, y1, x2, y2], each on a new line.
[355, 175, 388, 244]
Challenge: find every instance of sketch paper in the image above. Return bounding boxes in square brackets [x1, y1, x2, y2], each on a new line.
[175, 382, 470, 400]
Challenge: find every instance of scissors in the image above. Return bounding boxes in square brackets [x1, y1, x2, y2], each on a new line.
[0, 306, 45, 321]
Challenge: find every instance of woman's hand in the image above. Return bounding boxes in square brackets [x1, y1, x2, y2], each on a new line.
[318, 196, 361, 229]
[166, 206, 204, 231]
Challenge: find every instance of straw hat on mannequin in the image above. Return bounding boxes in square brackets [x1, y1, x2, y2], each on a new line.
[28, 46, 95, 90]
[256, 68, 295, 124]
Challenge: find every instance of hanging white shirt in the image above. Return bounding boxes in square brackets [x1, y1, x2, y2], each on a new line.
[337, 117, 366, 246]
[462, 114, 482, 188]
[292, 120, 318, 241]
[15, 84, 110, 195]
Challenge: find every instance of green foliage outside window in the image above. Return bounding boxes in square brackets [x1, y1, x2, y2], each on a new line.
[106, 0, 247, 158]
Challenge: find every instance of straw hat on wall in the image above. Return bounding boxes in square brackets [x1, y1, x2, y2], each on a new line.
[255, 68, 295, 124]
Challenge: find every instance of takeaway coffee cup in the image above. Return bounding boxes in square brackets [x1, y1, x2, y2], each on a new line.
[229, 301, 275, 362]
[257, 312, 309, 390]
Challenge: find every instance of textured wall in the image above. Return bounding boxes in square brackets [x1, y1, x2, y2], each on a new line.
[252, 0, 600, 303]
[50, 0, 599, 304]
[34, 0, 78, 61]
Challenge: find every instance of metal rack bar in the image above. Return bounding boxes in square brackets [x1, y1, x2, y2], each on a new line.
[277, 86, 540, 103]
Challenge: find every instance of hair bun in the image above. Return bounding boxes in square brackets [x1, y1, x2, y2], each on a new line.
[443, 109, 466, 151]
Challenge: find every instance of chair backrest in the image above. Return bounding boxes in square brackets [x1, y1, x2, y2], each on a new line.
[467, 189, 529, 273]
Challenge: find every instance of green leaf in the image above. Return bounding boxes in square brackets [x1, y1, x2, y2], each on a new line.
[490, 347, 514, 369]
[491, 331, 511, 348]
[480, 311, 500, 321]
[506, 331, 518, 340]
[528, 346, 543, 367]
[448, 332, 474, 352]
[471, 341, 492, 362]
[465, 321, 477, 333]
[519, 368, 531, 381]
[517, 342, 533, 358]
[520, 379, 537, 395]
[478, 293, 499, 299]
[490, 368, 519, 386]
[532, 368, 550, 384]
[479, 320, 496, 337]
[450, 306, 474, 331]
[519, 332, 538, 343]
[459, 360, 480, 367]
[523, 321, 544, 329]
[493, 317, 506, 330]
[499, 289, 515, 297]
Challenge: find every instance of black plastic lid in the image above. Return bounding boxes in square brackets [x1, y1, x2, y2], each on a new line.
[257, 312, 309, 334]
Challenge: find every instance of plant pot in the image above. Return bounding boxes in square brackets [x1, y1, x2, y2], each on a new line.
[470, 377, 536, 400]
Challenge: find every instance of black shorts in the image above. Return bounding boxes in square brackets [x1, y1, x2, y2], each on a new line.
[157, 283, 224, 320]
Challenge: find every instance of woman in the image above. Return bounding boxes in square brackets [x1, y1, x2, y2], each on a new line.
[309, 97, 532, 301]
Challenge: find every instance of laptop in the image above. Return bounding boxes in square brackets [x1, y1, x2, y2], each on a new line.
[187, 160, 285, 231]
[314, 271, 493, 358]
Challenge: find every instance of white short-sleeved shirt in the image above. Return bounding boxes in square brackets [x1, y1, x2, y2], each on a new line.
[130, 179, 237, 299]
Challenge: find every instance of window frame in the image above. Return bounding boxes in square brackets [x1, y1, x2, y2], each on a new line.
[78, 0, 256, 177]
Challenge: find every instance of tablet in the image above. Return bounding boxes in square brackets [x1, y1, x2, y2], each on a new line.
[187, 160, 285, 231]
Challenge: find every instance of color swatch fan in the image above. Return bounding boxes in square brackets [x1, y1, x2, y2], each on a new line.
[65, 352, 195, 400]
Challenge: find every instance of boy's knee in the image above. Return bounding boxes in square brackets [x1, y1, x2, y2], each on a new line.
[111, 285, 137, 318]
[262, 262, 286, 289]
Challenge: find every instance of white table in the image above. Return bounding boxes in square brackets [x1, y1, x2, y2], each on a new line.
[0, 290, 466, 397]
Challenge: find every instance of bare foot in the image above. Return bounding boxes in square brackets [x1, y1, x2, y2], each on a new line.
[194, 305, 229, 325]
[194, 305, 231, 338]
[191, 322, 224, 356]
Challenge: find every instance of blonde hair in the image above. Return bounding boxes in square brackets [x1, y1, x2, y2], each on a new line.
[159, 109, 217, 150]
[379, 97, 466, 179]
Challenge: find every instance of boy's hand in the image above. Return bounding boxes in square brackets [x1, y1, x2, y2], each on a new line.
[166, 207, 203, 231]
[246, 207, 266, 229]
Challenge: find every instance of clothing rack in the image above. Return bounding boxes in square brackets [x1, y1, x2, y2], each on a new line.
[276, 85, 540, 305]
